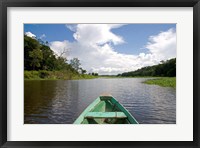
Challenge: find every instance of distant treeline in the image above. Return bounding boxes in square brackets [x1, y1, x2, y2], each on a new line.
[119, 58, 176, 77]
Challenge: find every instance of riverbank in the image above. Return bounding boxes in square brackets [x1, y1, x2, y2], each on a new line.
[24, 70, 98, 80]
[24, 71, 176, 88]
[143, 77, 176, 88]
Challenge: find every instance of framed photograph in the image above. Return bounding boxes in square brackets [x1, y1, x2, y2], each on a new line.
[1, 0, 199, 147]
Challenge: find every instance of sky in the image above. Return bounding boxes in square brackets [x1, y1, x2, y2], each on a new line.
[24, 24, 176, 75]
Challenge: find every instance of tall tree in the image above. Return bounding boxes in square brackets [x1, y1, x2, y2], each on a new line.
[70, 58, 81, 72]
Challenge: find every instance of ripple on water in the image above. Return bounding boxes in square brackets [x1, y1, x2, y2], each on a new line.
[24, 78, 176, 124]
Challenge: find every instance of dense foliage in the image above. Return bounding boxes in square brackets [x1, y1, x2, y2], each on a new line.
[24, 35, 91, 79]
[25, 35, 75, 71]
[119, 58, 176, 77]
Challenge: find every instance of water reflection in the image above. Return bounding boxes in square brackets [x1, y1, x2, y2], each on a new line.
[24, 80, 58, 123]
[24, 78, 176, 124]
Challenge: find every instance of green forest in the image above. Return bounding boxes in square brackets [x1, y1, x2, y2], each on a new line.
[24, 35, 97, 80]
[118, 58, 176, 77]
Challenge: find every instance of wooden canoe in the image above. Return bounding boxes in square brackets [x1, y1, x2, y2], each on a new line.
[73, 95, 138, 124]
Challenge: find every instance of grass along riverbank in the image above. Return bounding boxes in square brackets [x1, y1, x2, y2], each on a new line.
[24, 70, 98, 80]
[143, 77, 176, 88]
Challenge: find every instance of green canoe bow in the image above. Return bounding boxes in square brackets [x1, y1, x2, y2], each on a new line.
[74, 95, 138, 124]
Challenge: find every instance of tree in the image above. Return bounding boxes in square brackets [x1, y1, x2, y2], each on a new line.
[59, 47, 70, 57]
[29, 49, 43, 70]
[82, 69, 87, 74]
[24, 35, 41, 70]
[24, 35, 89, 78]
[54, 56, 68, 70]
[79, 68, 87, 74]
[40, 45, 56, 70]
[70, 58, 81, 72]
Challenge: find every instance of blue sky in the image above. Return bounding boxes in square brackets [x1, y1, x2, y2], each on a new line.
[24, 24, 176, 75]
[25, 24, 175, 55]
[24, 24, 74, 42]
[111, 24, 176, 54]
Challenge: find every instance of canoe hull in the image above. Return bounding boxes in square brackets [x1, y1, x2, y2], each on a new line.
[74, 95, 138, 124]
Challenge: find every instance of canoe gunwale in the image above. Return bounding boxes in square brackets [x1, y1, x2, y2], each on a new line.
[73, 97, 101, 124]
[109, 97, 138, 124]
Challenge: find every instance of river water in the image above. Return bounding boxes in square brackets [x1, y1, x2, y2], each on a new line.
[24, 78, 176, 124]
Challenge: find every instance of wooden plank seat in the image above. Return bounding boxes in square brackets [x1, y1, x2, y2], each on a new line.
[84, 112, 127, 119]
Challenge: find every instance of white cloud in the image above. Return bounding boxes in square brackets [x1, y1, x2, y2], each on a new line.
[25, 31, 36, 38]
[67, 24, 124, 45]
[66, 24, 77, 32]
[40, 34, 46, 39]
[145, 28, 176, 61]
[50, 25, 176, 75]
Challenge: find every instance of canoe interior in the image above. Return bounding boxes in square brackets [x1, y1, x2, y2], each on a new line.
[74, 96, 138, 124]
[82, 100, 129, 124]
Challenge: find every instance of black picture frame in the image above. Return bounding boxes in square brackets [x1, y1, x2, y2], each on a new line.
[0, 0, 199, 147]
